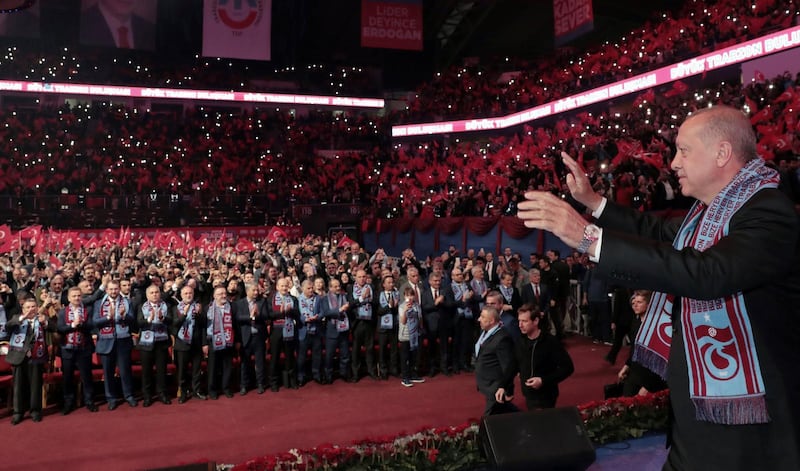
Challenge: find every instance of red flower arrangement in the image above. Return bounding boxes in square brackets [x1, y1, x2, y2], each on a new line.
[229, 393, 669, 470]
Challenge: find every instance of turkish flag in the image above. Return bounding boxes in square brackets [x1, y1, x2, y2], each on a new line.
[235, 238, 255, 252]
[267, 227, 288, 243]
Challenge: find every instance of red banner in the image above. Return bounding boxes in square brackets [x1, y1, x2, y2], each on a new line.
[553, 0, 594, 46]
[361, 0, 423, 51]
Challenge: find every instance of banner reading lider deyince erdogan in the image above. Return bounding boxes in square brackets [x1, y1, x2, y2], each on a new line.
[361, 0, 423, 51]
[203, 0, 272, 60]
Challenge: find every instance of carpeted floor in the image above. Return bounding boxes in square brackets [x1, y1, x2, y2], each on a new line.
[4, 336, 625, 470]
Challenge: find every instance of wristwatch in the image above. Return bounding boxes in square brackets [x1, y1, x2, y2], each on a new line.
[577, 224, 601, 254]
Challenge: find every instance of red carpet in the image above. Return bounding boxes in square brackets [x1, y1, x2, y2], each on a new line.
[6, 336, 624, 470]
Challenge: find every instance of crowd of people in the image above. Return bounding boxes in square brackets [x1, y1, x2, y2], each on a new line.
[1, 235, 615, 424]
[400, 0, 798, 121]
[0, 69, 799, 224]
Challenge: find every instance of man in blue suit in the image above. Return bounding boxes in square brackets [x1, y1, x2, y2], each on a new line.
[93, 279, 138, 410]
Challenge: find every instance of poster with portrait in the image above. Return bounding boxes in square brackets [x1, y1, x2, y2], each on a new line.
[79, 0, 157, 50]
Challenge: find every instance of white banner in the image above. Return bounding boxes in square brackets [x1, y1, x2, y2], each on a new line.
[203, 0, 271, 61]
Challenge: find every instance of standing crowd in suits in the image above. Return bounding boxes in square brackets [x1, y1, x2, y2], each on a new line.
[0, 237, 586, 425]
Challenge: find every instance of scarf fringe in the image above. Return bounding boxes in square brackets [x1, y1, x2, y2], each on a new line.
[692, 395, 770, 425]
[632, 345, 668, 380]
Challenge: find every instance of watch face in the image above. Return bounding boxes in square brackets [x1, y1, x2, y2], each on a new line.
[586, 225, 601, 238]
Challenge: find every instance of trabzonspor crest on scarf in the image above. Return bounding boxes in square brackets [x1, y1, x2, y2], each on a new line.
[633, 158, 779, 425]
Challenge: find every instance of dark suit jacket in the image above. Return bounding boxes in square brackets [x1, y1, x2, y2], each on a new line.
[171, 301, 206, 351]
[6, 314, 53, 366]
[595, 191, 800, 470]
[419, 284, 454, 334]
[474, 327, 516, 401]
[92, 296, 135, 355]
[520, 282, 550, 314]
[79, 4, 155, 50]
[320, 292, 350, 339]
[57, 304, 95, 357]
[235, 297, 268, 348]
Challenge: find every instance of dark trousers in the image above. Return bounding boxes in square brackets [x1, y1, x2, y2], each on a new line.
[423, 321, 451, 374]
[13, 360, 44, 416]
[100, 339, 135, 403]
[324, 333, 350, 379]
[175, 347, 204, 395]
[350, 320, 375, 378]
[606, 321, 631, 364]
[297, 332, 323, 381]
[589, 300, 612, 342]
[240, 336, 266, 389]
[453, 316, 476, 371]
[140, 341, 170, 399]
[268, 330, 296, 387]
[551, 297, 567, 338]
[377, 328, 399, 376]
[399, 340, 420, 380]
[61, 349, 93, 406]
[207, 347, 234, 394]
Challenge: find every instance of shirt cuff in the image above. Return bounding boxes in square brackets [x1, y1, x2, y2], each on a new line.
[591, 197, 608, 218]
[589, 229, 603, 263]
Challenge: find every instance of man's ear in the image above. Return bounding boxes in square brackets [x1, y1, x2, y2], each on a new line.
[716, 141, 734, 167]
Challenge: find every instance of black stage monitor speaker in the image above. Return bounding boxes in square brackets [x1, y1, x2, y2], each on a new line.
[479, 406, 596, 471]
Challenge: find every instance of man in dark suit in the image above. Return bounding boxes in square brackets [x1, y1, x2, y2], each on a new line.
[93, 279, 138, 410]
[236, 283, 268, 395]
[520, 268, 551, 322]
[496, 273, 522, 334]
[320, 278, 351, 384]
[57, 287, 98, 415]
[137, 284, 173, 407]
[172, 284, 206, 403]
[420, 272, 453, 376]
[348, 269, 377, 382]
[518, 105, 800, 470]
[6, 298, 51, 424]
[80, 0, 156, 50]
[474, 306, 517, 416]
[266, 277, 300, 391]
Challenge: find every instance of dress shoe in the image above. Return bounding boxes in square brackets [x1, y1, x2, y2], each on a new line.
[86, 403, 99, 413]
[195, 392, 207, 400]
[270, 385, 279, 393]
[224, 390, 234, 398]
[240, 387, 248, 396]
[159, 394, 172, 405]
[142, 399, 153, 408]
[257, 385, 266, 394]
[127, 399, 138, 408]
[347, 376, 359, 384]
[178, 396, 188, 404]
[428, 370, 439, 378]
[368, 374, 379, 381]
[11, 415, 22, 425]
[209, 392, 219, 400]
[61, 404, 74, 416]
[31, 413, 42, 423]
[108, 401, 118, 411]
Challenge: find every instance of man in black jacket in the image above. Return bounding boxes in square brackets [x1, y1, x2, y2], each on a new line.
[509, 303, 574, 410]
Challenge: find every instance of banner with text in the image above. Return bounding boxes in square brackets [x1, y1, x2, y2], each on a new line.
[361, 0, 423, 51]
[203, 0, 272, 60]
[554, 0, 594, 46]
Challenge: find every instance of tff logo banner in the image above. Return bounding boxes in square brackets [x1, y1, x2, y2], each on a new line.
[203, 0, 272, 61]
[361, 0, 423, 51]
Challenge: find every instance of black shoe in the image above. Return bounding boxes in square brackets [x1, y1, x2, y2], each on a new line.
[108, 401, 118, 411]
[443, 370, 453, 377]
[11, 415, 22, 425]
[194, 392, 207, 401]
[428, 370, 439, 378]
[369, 373, 379, 381]
[143, 399, 153, 408]
[178, 396, 188, 404]
[271, 385, 279, 393]
[127, 399, 138, 408]
[297, 378, 307, 388]
[209, 392, 218, 400]
[314, 377, 323, 385]
[257, 385, 266, 394]
[347, 376, 359, 384]
[31, 413, 41, 423]
[240, 387, 248, 396]
[61, 404, 74, 416]
[159, 394, 172, 405]
[224, 390, 234, 398]
[86, 403, 99, 413]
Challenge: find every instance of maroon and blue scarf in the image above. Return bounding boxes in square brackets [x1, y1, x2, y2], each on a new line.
[633, 158, 779, 425]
